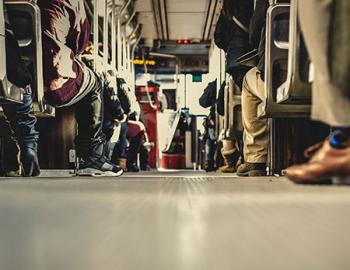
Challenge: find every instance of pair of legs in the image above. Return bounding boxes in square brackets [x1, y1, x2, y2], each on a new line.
[204, 129, 216, 172]
[57, 65, 123, 176]
[238, 67, 268, 176]
[111, 120, 147, 172]
[286, 0, 350, 183]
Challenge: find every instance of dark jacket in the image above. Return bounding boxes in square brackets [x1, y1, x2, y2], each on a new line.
[249, 0, 269, 77]
[214, 0, 254, 86]
[103, 72, 124, 121]
[217, 81, 226, 116]
[199, 80, 217, 108]
[117, 78, 132, 115]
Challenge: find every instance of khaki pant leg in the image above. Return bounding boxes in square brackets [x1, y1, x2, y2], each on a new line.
[298, 0, 350, 126]
[242, 67, 268, 163]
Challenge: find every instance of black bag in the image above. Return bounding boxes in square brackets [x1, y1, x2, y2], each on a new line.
[199, 80, 217, 108]
[214, 14, 231, 51]
[217, 81, 226, 116]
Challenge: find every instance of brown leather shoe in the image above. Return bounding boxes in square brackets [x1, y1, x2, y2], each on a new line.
[286, 140, 350, 184]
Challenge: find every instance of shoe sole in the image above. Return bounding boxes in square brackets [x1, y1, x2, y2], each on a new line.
[237, 170, 267, 177]
[76, 168, 124, 177]
[287, 174, 332, 185]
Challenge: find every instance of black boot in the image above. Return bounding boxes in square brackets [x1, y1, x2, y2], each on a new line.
[2, 90, 40, 177]
[19, 142, 40, 177]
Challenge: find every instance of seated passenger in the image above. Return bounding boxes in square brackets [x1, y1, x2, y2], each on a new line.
[1, 4, 39, 177]
[236, 0, 269, 177]
[37, 0, 123, 176]
[199, 80, 217, 172]
[114, 78, 148, 172]
[286, 0, 350, 184]
[214, 0, 254, 173]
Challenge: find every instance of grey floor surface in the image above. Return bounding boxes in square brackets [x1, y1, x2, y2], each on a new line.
[1, 171, 350, 270]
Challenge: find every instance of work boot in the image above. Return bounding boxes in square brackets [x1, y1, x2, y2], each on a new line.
[220, 151, 240, 173]
[117, 157, 127, 171]
[237, 162, 267, 177]
[19, 142, 40, 177]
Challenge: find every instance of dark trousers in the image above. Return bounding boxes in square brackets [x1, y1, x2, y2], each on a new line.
[74, 74, 106, 160]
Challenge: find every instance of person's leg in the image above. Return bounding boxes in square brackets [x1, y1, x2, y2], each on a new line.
[286, 0, 350, 183]
[205, 135, 217, 172]
[2, 87, 40, 176]
[298, 0, 350, 126]
[238, 67, 268, 176]
[139, 145, 150, 171]
[127, 133, 142, 172]
[125, 121, 146, 172]
[75, 70, 122, 176]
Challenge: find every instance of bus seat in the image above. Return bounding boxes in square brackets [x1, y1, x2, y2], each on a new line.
[227, 77, 243, 138]
[276, 0, 311, 105]
[4, 0, 55, 117]
[264, 2, 310, 118]
[0, 1, 23, 105]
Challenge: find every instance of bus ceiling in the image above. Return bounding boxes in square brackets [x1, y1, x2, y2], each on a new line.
[85, 0, 221, 52]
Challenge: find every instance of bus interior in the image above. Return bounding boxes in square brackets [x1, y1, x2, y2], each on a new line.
[0, 0, 350, 269]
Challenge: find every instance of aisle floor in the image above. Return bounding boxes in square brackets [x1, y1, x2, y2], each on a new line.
[1, 171, 350, 270]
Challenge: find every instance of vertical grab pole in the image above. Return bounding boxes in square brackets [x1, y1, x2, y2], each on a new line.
[103, 0, 109, 69]
[117, 7, 122, 72]
[111, 0, 117, 72]
[93, 0, 99, 71]
[122, 33, 127, 73]
[131, 34, 142, 90]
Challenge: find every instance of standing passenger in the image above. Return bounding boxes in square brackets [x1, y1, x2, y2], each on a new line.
[236, 0, 269, 177]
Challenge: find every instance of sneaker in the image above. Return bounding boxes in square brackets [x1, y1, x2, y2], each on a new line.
[77, 156, 123, 177]
[237, 162, 267, 177]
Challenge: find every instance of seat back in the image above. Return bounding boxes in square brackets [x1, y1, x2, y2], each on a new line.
[0, 0, 23, 104]
[276, 0, 311, 104]
[5, 0, 54, 117]
[227, 77, 243, 138]
[264, 2, 310, 117]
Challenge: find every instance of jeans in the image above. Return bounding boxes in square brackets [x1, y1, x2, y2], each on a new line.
[2, 88, 39, 145]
